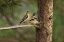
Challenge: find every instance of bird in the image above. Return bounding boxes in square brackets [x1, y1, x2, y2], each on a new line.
[29, 13, 43, 28]
[19, 11, 30, 25]
[29, 13, 39, 25]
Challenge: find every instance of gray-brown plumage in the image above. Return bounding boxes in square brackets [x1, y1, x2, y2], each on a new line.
[29, 13, 39, 25]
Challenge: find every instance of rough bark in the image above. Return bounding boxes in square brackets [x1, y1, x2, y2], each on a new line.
[36, 0, 53, 42]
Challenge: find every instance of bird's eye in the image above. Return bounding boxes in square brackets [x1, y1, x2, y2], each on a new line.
[31, 19, 34, 20]
[29, 19, 34, 21]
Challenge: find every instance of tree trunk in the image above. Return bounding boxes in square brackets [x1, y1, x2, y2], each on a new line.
[36, 0, 53, 42]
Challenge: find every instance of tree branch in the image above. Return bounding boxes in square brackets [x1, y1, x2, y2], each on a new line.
[0, 25, 34, 30]
[3, 13, 32, 42]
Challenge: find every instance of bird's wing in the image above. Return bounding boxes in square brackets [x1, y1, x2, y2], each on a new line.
[19, 14, 28, 25]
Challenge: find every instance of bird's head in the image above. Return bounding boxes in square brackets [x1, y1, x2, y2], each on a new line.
[29, 15, 35, 20]
[26, 11, 30, 15]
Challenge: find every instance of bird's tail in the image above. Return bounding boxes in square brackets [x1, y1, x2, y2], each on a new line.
[33, 13, 37, 19]
[19, 21, 23, 25]
[33, 13, 36, 16]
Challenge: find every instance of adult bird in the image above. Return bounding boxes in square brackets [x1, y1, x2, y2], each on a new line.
[19, 11, 30, 25]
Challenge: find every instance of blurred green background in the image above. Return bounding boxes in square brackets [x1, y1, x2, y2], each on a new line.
[53, 0, 64, 42]
[0, 0, 64, 42]
[0, 0, 37, 42]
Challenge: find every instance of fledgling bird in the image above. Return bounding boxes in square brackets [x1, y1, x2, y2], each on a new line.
[29, 13, 39, 26]
[29, 13, 43, 27]
[19, 11, 30, 25]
